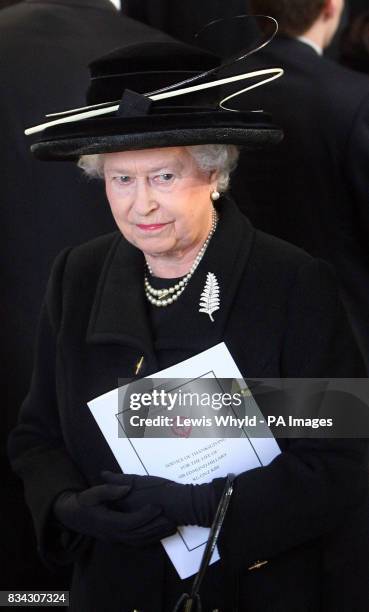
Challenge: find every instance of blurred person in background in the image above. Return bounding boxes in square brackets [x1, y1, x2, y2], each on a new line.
[340, 9, 369, 74]
[0, 0, 171, 592]
[123, 0, 250, 56]
[227, 7, 369, 607]
[230, 0, 369, 371]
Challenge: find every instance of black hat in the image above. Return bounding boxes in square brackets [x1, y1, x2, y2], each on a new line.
[27, 40, 283, 161]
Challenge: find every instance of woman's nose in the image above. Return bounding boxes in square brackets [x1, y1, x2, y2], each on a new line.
[133, 178, 158, 215]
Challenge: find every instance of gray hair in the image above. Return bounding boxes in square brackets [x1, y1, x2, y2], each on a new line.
[78, 144, 239, 193]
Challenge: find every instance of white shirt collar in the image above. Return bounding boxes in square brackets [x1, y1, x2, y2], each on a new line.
[297, 36, 323, 56]
[109, 0, 121, 9]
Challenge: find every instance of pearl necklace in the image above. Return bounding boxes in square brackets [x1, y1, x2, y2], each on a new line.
[144, 209, 218, 307]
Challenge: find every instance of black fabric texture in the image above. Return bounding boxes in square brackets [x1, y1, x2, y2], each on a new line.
[89, 40, 219, 76]
[101, 471, 225, 527]
[32, 123, 282, 160]
[53, 485, 176, 547]
[8, 198, 368, 611]
[86, 40, 219, 105]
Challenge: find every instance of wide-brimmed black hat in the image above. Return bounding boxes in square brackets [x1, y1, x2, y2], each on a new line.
[26, 38, 283, 161]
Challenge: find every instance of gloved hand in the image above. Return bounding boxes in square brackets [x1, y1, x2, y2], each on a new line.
[53, 483, 176, 546]
[101, 471, 226, 527]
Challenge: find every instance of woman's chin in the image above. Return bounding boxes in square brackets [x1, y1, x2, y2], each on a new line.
[134, 237, 175, 258]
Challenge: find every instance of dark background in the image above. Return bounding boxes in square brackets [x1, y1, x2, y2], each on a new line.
[122, 0, 367, 58]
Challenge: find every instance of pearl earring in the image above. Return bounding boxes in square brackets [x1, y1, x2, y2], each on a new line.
[211, 190, 220, 201]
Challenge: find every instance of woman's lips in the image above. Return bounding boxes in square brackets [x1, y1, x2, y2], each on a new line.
[136, 223, 170, 232]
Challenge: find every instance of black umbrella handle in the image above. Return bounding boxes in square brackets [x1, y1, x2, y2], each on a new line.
[172, 473, 235, 612]
[190, 473, 235, 598]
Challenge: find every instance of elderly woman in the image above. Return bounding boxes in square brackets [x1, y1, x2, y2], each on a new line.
[8, 41, 367, 612]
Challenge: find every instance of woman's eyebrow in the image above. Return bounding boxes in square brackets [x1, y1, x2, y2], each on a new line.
[149, 166, 180, 173]
[147, 160, 185, 173]
[106, 160, 184, 174]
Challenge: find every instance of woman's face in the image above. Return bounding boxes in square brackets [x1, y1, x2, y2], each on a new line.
[104, 147, 217, 261]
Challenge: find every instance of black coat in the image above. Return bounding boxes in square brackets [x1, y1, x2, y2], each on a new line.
[231, 36, 369, 369]
[0, 0, 171, 588]
[8, 198, 368, 611]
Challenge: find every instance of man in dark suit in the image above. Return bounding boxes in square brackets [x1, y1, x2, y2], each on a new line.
[0, 0, 171, 590]
[231, 0, 369, 368]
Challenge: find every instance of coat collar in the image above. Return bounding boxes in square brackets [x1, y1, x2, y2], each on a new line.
[87, 231, 153, 354]
[268, 35, 321, 59]
[87, 197, 255, 357]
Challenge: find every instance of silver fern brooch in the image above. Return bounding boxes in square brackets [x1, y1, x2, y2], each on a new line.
[199, 272, 220, 322]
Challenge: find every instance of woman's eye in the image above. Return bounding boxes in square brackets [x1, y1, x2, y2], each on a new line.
[155, 173, 175, 183]
[114, 175, 131, 184]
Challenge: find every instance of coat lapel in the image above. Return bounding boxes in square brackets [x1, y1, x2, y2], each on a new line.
[86, 233, 156, 360]
[86, 197, 255, 362]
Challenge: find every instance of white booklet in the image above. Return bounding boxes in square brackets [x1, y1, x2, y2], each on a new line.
[88, 342, 280, 579]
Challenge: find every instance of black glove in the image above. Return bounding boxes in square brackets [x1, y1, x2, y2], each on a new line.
[101, 471, 226, 527]
[53, 483, 176, 547]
